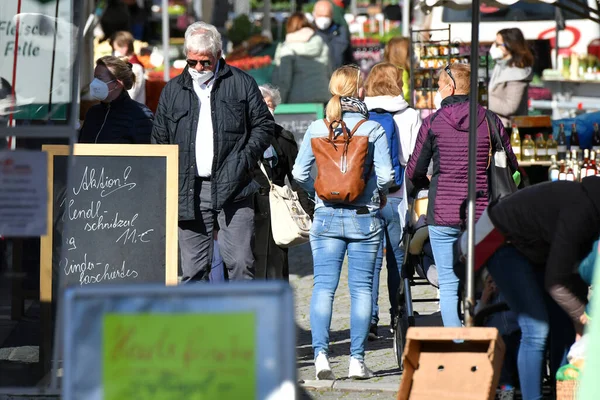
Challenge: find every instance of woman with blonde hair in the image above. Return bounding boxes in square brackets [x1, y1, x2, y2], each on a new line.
[79, 55, 153, 143]
[363, 62, 421, 336]
[293, 65, 394, 380]
[384, 37, 411, 102]
[272, 12, 331, 104]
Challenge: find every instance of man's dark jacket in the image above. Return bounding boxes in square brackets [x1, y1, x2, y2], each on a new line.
[79, 91, 153, 144]
[152, 59, 274, 219]
[315, 23, 353, 70]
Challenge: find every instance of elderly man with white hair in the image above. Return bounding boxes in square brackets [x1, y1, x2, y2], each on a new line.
[152, 22, 274, 282]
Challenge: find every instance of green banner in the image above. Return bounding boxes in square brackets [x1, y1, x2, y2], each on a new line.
[103, 313, 256, 400]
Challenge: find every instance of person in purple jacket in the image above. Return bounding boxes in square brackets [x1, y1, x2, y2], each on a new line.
[406, 63, 518, 327]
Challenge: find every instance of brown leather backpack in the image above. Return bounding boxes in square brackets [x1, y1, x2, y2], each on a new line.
[311, 118, 370, 204]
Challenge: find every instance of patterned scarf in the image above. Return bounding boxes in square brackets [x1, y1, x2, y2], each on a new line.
[340, 96, 369, 120]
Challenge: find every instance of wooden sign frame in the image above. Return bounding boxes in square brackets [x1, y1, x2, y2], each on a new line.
[40, 144, 179, 303]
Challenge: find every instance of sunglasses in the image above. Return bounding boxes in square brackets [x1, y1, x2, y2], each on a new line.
[444, 64, 456, 88]
[186, 59, 211, 68]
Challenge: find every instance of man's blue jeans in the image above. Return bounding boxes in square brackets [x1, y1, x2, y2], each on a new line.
[310, 206, 383, 361]
[371, 197, 405, 325]
[487, 245, 575, 400]
[428, 225, 462, 327]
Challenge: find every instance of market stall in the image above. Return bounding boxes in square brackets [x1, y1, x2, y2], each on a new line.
[417, 0, 600, 395]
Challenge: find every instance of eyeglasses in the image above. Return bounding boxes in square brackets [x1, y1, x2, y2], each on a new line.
[494, 42, 506, 47]
[444, 64, 456, 88]
[186, 59, 211, 68]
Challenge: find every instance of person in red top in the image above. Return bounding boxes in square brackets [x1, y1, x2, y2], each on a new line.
[110, 31, 146, 105]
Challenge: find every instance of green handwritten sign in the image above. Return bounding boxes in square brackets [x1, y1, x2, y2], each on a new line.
[103, 313, 256, 400]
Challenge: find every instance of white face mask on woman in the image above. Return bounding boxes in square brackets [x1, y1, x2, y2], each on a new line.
[90, 78, 115, 101]
[434, 84, 450, 110]
[489, 44, 505, 60]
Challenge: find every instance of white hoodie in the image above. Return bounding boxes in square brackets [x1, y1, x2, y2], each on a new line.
[364, 95, 422, 199]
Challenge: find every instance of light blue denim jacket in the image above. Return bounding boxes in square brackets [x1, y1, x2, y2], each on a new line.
[292, 112, 394, 210]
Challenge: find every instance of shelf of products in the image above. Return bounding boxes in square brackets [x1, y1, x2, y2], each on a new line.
[410, 26, 489, 110]
[518, 161, 552, 167]
[510, 122, 600, 182]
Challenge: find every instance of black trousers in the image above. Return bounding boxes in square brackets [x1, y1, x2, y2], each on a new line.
[253, 193, 289, 280]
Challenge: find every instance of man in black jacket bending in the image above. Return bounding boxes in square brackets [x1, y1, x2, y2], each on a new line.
[152, 21, 273, 281]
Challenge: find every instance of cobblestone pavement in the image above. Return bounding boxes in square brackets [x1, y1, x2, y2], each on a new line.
[288, 243, 442, 399]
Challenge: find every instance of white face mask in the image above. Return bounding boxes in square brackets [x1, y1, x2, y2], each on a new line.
[314, 16, 332, 30]
[434, 84, 450, 110]
[269, 108, 275, 117]
[188, 68, 214, 84]
[113, 50, 124, 57]
[489, 44, 505, 60]
[90, 78, 115, 101]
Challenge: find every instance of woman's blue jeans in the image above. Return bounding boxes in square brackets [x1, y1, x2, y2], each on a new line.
[310, 206, 383, 361]
[487, 245, 575, 400]
[371, 197, 405, 325]
[428, 225, 462, 327]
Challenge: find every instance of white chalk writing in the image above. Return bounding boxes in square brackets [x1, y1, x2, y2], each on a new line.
[73, 166, 135, 198]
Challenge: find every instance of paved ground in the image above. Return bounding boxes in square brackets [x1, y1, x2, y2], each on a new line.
[288, 243, 442, 399]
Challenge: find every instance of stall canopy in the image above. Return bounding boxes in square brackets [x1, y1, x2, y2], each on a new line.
[419, 0, 600, 22]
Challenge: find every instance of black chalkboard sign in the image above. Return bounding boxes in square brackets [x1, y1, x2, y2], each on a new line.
[40, 144, 178, 302]
[274, 103, 324, 147]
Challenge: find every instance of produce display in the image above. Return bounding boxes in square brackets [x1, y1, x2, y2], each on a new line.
[227, 55, 273, 71]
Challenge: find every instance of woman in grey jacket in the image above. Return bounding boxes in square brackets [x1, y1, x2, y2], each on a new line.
[488, 28, 534, 127]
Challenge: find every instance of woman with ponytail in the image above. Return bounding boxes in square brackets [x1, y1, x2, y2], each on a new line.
[292, 65, 394, 380]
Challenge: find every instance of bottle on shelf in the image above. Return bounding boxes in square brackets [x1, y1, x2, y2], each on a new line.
[571, 149, 580, 180]
[587, 150, 598, 177]
[558, 160, 567, 180]
[570, 123, 581, 156]
[522, 134, 535, 162]
[566, 159, 576, 181]
[580, 149, 591, 181]
[593, 123, 600, 153]
[557, 123, 568, 160]
[510, 124, 521, 162]
[548, 155, 560, 181]
[546, 132, 558, 160]
[535, 133, 547, 161]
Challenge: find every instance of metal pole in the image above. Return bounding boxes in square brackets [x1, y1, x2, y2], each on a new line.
[162, 0, 170, 82]
[402, 0, 410, 37]
[465, 0, 480, 328]
[193, 0, 202, 20]
[263, 0, 272, 40]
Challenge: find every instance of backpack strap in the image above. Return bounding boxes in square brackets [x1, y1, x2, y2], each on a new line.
[349, 119, 367, 138]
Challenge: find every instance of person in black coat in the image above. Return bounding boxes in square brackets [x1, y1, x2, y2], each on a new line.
[79, 56, 153, 144]
[253, 84, 314, 280]
[151, 22, 273, 282]
[456, 177, 600, 398]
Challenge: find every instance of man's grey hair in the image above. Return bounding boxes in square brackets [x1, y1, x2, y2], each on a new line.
[184, 21, 223, 57]
[259, 84, 282, 108]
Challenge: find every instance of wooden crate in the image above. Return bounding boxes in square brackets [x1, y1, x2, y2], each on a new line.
[397, 327, 505, 400]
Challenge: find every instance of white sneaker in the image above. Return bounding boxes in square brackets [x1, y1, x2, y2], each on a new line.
[348, 357, 374, 379]
[315, 352, 335, 380]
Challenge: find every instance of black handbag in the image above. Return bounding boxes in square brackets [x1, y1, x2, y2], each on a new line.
[486, 111, 518, 202]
